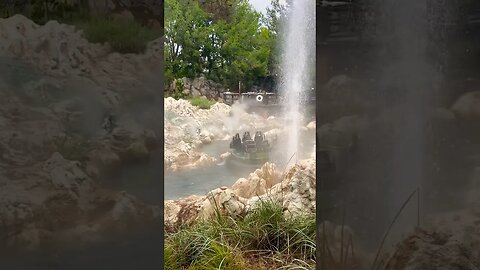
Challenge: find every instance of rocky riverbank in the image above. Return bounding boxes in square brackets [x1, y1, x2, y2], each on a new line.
[164, 158, 316, 232]
[164, 97, 285, 172]
[0, 14, 163, 250]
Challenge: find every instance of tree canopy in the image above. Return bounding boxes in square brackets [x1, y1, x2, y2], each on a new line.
[165, 0, 285, 91]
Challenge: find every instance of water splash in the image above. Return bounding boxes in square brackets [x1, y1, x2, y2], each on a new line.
[377, 0, 439, 245]
[279, 0, 315, 163]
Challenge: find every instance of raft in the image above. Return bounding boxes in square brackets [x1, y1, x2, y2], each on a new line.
[230, 148, 270, 164]
[229, 131, 273, 164]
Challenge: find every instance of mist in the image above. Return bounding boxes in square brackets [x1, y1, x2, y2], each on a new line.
[319, 0, 480, 260]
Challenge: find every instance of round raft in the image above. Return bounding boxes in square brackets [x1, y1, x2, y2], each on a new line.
[229, 131, 273, 164]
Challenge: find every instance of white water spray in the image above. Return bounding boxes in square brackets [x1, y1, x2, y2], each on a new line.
[279, 0, 315, 162]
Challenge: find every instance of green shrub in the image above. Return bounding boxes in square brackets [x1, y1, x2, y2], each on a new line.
[189, 97, 216, 109]
[172, 79, 188, 100]
[0, 2, 161, 54]
[74, 17, 162, 54]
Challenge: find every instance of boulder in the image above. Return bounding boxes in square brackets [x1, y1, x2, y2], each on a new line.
[164, 159, 316, 233]
[231, 162, 280, 199]
[451, 91, 480, 120]
[382, 229, 480, 270]
[199, 188, 247, 219]
[246, 159, 316, 218]
[164, 195, 205, 232]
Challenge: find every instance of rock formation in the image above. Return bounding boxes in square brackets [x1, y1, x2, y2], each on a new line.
[0, 15, 163, 249]
[164, 158, 316, 232]
[170, 76, 227, 100]
[381, 205, 480, 270]
[164, 97, 283, 172]
[451, 91, 480, 120]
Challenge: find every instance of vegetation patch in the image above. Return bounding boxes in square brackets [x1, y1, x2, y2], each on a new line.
[164, 0, 282, 90]
[0, 1, 162, 54]
[74, 17, 162, 54]
[164, 199, 316, 269]
[188, 97, 216, 109]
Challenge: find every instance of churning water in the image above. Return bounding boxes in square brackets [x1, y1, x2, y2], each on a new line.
[279, 0, 316, 163]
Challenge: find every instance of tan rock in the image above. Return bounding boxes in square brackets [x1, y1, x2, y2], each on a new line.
[164, 159, 316, 233]
[199, 188, 246, 219]
[164, 195, 205, 232]
[246, 159, 316, 218]
[232, 177, 267, 199]
[231, 162, 280, 199]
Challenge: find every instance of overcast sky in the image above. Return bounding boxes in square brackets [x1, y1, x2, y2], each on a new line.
[249, 0, 271, 14]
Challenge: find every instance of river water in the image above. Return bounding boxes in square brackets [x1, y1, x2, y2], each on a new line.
[164, 127, 315, 200]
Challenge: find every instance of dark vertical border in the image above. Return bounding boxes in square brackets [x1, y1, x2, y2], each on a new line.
[315, 1, 322, 269]
[159, 0, 165, 265]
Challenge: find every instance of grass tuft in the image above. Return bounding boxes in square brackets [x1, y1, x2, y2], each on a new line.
[164, 198, 316, 269]
[188, 96, 216, 109]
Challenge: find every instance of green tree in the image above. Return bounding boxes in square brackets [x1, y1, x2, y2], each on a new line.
[164, 0, 273, 91]
[263, 0, 288, 35]
[165, 0, 210, 82]
[218, 0, 271, 89]
[262, 0, 290, 79]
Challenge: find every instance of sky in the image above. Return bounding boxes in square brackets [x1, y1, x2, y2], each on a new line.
[249, 0, 271, 14]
